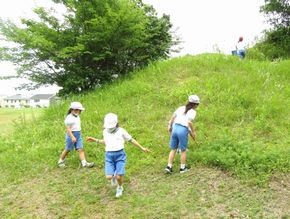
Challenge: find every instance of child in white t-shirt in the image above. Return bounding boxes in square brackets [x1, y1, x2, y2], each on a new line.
[236, 36, 246, 59]
[86, 113, 150, 198]
[57, 102, 95, 168]
[165, 95, 200, 173]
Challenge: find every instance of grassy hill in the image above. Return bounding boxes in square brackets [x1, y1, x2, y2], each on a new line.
[0, 54, 289, 218]
[0, 108, 44, 136]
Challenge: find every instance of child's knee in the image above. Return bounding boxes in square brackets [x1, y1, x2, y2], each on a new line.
[106, 175, 113, 180]
[116, 175, 123, 180]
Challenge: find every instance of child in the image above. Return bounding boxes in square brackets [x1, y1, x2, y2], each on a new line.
[58, 102, 95, 168]
[165, 95, 200, 173]
[86, 113, 150, 198]
[235, 36, 246, 59]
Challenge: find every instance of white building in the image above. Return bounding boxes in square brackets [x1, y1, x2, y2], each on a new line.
[29, 94, 57, 108]
[3, 94, 30, 108]
[0, 95, 7, 108]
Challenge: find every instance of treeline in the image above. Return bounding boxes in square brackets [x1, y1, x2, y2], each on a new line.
[248, 0, 290, 60]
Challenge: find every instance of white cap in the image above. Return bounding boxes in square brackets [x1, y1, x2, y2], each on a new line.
[69, 102, 85, 111]
[188, 95, 200, 104]
[104, 113, 118, 129]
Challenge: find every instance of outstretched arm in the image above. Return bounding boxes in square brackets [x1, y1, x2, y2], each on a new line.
[130, 139, 150, 152]
[86, 136, 105, 144]
[188, 121, 196, 140]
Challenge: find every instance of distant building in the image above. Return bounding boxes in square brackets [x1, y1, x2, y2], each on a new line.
[3, 94, 30, 108]
[2, 93, 59, 108]
[29, 94, 57, 108]
[0, 95, 7, 108]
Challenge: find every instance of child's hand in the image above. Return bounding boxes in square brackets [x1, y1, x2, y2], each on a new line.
[142, 147, 150, 153]
[71, 136, 77, 143]
[168, 125, 172, 134]
[86, 137, 97, 142]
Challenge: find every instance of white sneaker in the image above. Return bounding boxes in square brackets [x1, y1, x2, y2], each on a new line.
[116, 186, 123, 198]
[111, 176, 117, 186]
[83, 162, 95, 168]
[58, 161, 66, 168]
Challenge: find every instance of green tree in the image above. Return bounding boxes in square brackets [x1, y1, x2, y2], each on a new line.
[0, 0, 177, 95]
[257, 0, 290, 59]
[260, 0, 289, 28]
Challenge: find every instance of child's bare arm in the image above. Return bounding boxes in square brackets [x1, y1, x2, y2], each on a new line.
[130, 139, 150, 152]
[168, 114, 176, 133]
[86, 137, 105, 144]
[66, 126, 76, 142]
[188, 121, 196, 140]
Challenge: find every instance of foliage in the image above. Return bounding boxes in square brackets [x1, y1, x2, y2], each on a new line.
[260, 0, 289, 28]
[253, 0, 290, 60]
[0, 0, 176, 95]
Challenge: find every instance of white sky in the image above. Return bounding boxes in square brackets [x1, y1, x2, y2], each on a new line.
[0, 0, 269, 96]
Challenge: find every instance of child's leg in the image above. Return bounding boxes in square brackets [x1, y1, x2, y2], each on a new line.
[78, 148, 86, 161]
[78, 149, 94, 167]
[60, 149, 69, 160]
[58, 149, 69, 167]
[180, 150, 186, 165]
[167, 149, 177, 166]
[115, 175, 124, 198]
[116, 175, 124, 186]
[106, 175, 113, 180]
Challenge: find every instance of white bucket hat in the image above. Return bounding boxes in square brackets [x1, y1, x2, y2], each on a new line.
[188, 95, 200, 104]
[70, 102, 85, 111]
[104, 113, 118, 129]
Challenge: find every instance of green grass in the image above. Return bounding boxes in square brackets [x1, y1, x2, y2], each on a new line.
[0, 108, 44, 135]
[0, 54, 289, 218]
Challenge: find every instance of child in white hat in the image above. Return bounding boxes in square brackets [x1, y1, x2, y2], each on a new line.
[165, 95, 200, 173]
[86, 113, 150, 198]
[58, 102, 95, 168]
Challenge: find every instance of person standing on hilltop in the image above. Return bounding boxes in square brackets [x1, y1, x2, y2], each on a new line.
[86, 113, 150, 198]
[236, 36, 246, 59]
[165, 95, 200, 174]
[58, 102, 95, 168]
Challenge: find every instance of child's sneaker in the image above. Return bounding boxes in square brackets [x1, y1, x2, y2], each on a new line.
[83, 162, 95, 168]
[111, 176, 117, 186]
[165, 166, 173, 173]
[180, 166, 190, 173]
[58, 161, 66, 168]
[116, 186, 123, 198]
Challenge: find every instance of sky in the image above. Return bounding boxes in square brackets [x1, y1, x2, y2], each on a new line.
[0, 0, 269, 96]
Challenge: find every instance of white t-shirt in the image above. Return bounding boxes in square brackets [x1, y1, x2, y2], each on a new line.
[236, 41, 246, 50]
[173, 106, 196, 128]
[64, 114, 81, 131]
[103, 127, 132, 152]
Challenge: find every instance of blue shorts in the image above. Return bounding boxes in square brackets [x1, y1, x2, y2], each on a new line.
[65, 131, 83, 151]
[169, 124, 189, 151]
[105, 149, 126, 176]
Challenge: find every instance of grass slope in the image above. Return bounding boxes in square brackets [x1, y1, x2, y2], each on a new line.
[0, 108, 44, 135]
[0, 54, 289, 218]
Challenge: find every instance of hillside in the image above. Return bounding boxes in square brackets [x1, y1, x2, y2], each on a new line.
[0, 54, 289, 218]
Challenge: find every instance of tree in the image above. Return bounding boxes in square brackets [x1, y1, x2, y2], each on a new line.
[260, 0, 289, 28]
[0, 0, 177, 95]
[257, 0, 290, 59]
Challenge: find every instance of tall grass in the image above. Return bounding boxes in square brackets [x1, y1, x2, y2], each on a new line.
[0, 54, 289, 185]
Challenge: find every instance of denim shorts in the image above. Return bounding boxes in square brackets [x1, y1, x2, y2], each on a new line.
[169, 124, 189, 151]
[105, 149, 126, 176]
[65, 131, 83, 151]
